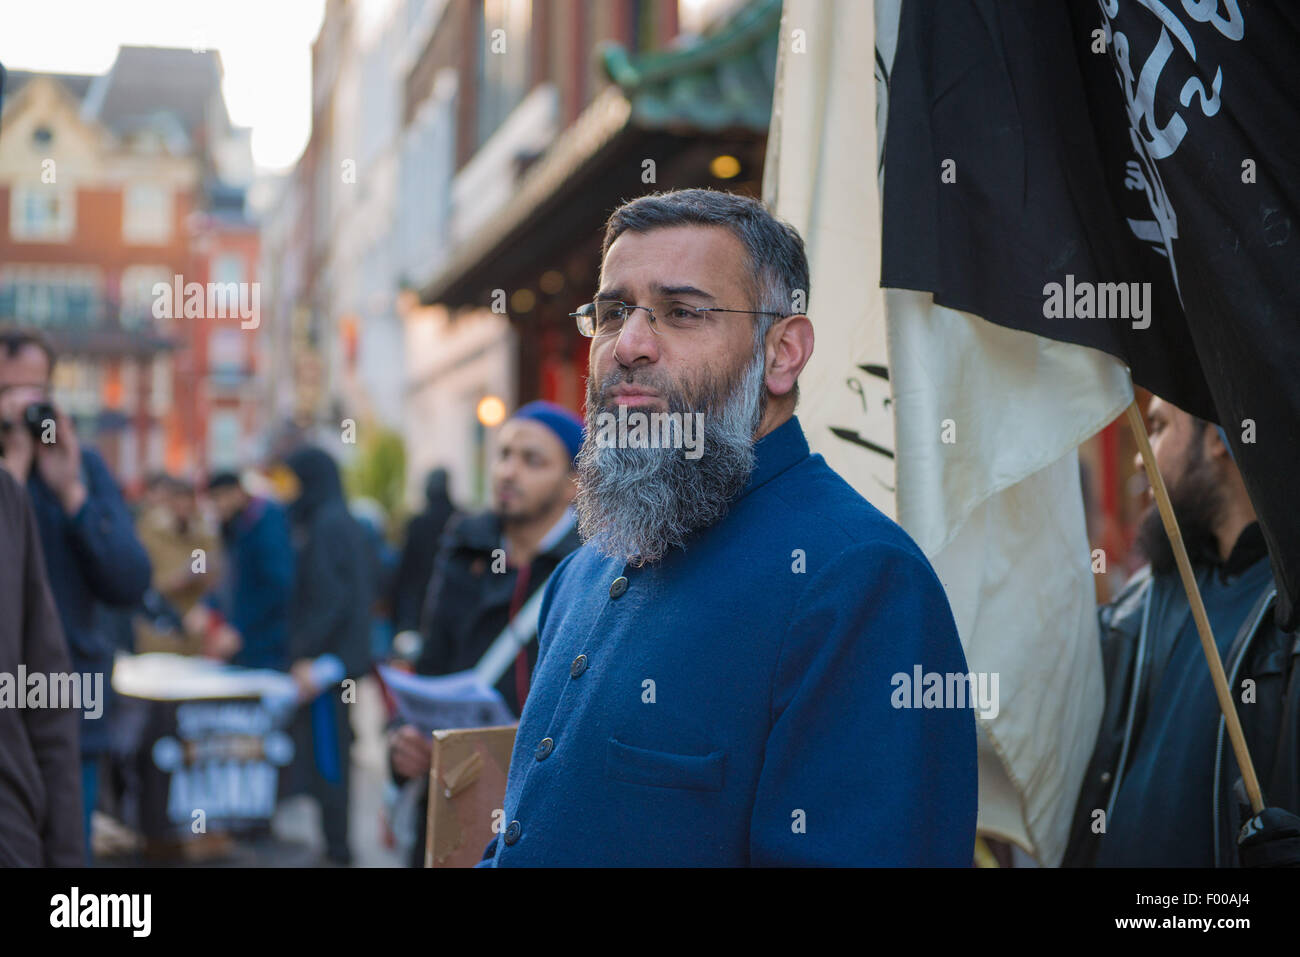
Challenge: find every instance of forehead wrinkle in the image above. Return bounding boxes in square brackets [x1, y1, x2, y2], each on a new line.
[600, 229, 742, 302]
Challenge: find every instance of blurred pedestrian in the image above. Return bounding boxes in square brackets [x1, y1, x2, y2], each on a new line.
[350, 496, 399, 661]
[388, 401, 581, 867]
[0, 328, 151, 863]
[390, 468, 456, 639]
[136, 474, 220, 655]
[187, 470, 295, 670]
[283, 446, 374, 866]
[0, 466, 84, 866]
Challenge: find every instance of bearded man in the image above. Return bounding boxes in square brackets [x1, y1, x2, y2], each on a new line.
[1064, 396, 1300, 867]
[478, 188, 976, 867]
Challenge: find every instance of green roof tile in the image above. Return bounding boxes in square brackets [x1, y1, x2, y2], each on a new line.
[599, 0, 780, 134]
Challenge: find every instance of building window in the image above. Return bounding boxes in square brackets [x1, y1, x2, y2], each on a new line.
[476, 0, 533, 149]
[122, 183, 172, 244]
[209, 328, 248, 379]
[209, 410, 241, 470]
[9, 184, 75, 242]
[150, 356, 172, 417]
[213, 254, 245, 286]
[50, 359, 100, 418]
[120, 265, 171, 329]
[312, 149, 332, 250]
[0, 265, 101, 327]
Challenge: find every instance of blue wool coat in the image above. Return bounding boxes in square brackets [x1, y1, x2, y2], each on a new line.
[205, 498, 296, 672]
[481, 416, 977, 866]
[27, 448, 152, 756]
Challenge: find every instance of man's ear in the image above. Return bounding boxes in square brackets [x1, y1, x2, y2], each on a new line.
[1204, 421, 1231, 462]
[764, 314, 814, 398]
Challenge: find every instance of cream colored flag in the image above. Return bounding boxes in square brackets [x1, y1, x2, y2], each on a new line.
[762, 0, 897, 519]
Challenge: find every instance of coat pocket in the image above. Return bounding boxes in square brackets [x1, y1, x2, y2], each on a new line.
[606, 737, 725, 792]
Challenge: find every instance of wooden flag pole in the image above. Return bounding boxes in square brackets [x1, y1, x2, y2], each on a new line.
[1124, 399, 1264, 814]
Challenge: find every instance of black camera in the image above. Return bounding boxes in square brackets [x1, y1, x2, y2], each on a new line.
[23, 401, 59, 442]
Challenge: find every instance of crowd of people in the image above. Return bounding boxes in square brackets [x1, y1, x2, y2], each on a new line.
[0, 323, 590, 867]
[3, 187, 1297, 868]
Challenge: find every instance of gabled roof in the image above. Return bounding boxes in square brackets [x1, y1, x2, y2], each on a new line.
[4, 70, 98, 104]
[83, 46, 228, 141]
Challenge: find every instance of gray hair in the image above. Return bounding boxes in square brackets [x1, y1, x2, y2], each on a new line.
[601, 188, 810, 352]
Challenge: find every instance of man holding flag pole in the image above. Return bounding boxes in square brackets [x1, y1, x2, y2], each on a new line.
[1063, 395, 1299, 866]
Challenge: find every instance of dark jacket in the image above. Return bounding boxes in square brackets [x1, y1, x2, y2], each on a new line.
[391, 470, 456, 633]
[206, 497, 295, 671]
[26, 447, 151, 756]
[416, 509, 580, 717]
[398, 506, 578, 867]
[285, 447, 373, 679]
[1064, 526, 1300, 867]
[0, 469, 84, 866]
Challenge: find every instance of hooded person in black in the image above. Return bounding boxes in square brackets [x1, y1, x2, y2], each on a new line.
[390, 469, 456, 636]
[283, 446, 373, 866]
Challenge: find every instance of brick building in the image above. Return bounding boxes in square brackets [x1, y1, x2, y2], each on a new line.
[0, 47, 259, 489]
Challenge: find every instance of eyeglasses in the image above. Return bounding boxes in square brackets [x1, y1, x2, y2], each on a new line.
[570, 299, 787, 339]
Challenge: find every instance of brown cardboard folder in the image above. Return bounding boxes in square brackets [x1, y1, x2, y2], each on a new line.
[425, 725, 517, 867]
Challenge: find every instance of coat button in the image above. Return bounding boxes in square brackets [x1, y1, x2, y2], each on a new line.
[609, 576, 629, 598]
[570, 654, 588, 678]
[1100, 771, 1112, 785]
[504, 820, 522, 845]
[535, 737, 554, 760]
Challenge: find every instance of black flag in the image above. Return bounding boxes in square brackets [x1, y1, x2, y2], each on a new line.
[882, 0, 1300, 628]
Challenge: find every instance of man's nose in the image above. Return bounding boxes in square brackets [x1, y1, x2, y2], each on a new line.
[493, 454, 517, 482]
[611, 307, 661, 368]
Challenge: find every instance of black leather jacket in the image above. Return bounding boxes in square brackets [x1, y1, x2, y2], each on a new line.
[1064, 554, 1300, 867]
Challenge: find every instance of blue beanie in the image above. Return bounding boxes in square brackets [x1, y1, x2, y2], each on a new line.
[511, 400, 585, 463]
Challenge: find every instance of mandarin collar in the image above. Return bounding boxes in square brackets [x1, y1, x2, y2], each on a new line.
[738, 416, 810, 502]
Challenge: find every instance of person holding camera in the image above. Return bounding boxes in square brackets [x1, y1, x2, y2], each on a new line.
[0, 329, 152, 863]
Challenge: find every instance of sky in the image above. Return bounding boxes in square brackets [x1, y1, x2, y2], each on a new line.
[0, 0, 328, 171]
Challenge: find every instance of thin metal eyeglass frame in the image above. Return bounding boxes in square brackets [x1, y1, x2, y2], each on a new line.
[569, 300, 788, 339]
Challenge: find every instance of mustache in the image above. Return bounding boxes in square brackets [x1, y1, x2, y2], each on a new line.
[587, 363, 749, 415]
[589, 368, 676, 406]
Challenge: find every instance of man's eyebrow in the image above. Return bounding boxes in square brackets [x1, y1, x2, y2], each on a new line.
[652, 282, 716, 303]
[593, 283, 717, 302]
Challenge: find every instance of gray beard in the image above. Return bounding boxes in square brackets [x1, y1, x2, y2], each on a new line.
[575, 351, 767, 566]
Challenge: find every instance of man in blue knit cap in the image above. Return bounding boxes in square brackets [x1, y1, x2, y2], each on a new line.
[480, 188, 976, 866]
[389, 400, 583, 866]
